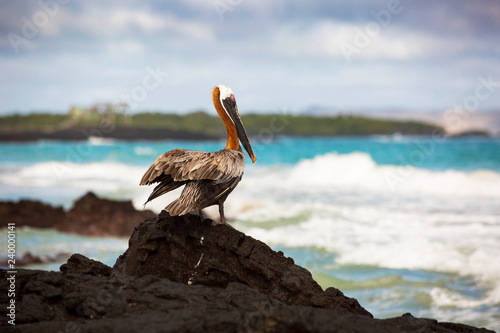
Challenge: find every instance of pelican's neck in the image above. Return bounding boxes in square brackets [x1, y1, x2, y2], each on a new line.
[212, 87, 239, 150]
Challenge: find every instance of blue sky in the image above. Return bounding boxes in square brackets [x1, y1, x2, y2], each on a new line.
[1, 0, 500, 115]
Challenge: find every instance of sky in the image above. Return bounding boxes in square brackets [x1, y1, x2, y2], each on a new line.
[1, 0, 500, 116]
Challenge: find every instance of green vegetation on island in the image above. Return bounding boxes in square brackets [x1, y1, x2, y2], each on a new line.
[0, 109, 443, 141]
[0, 113, 69, 132]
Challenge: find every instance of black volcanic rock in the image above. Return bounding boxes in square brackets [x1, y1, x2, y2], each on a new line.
[1, 264, 493, 333]
[60, 253, 112, 277]
[112, 212, 371, 316]
[0, 214, 495, 332]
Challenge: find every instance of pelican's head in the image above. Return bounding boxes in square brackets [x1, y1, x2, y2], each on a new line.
[216, 85, 256, 163]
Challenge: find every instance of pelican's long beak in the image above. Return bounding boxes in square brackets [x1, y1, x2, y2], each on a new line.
[222, 97, 257, 163]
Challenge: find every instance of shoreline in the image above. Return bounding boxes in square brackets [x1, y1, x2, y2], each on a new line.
[0, 128, 493, 143]
[0, 112, 452, 142]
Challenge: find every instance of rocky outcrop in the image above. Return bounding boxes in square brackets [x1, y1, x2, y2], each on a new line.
[61, 192, 155, 236]
[112, 212, 370, 316]
[0, 213, 495, 332]
[0, 199, 65, 228]
[0, 192, 155, 237]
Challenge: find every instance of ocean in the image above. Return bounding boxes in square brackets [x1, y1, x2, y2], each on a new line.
[1, 135, 499, 330]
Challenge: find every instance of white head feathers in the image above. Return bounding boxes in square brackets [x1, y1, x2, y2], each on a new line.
[217, 85, 234, 100]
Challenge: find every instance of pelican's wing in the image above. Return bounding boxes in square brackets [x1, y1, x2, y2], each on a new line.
[140, 148, 245, 186]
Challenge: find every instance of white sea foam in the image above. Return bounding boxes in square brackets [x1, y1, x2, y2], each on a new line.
[3, 151, 498, 202]
[430, 287, 486, 308]
[134, 146, 158, 156]
[0, 161, 144, 192]
[254, 152, 500, 197]
[88, 136, 117, 145]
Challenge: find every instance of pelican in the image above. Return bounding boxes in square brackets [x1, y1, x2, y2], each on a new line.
[140, 85, 256, 224]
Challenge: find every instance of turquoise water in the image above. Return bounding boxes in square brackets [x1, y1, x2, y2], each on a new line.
[0, 136, 499, 330]
[1, 136, 500, 169]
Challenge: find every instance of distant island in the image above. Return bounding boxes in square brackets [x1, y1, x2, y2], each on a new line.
[0, 105, 444, 142]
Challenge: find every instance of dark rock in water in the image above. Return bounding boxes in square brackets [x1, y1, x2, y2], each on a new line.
[0, 199, 65, 228]
[112, 211, 371, 316]
[0, 214, 494, 332]
[0, 192, 156, 237]
[0, 251, 71, 267]
[448, 130, 490, 138]
[62, 192, 155, 236]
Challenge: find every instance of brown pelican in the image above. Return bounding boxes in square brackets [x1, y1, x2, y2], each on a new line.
[140, 85, 256, 223]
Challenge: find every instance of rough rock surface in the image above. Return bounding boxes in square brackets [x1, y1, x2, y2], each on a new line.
[0, 213, 495, 332]
[0, 192, 155, 237]
[113, 211, 370, 316]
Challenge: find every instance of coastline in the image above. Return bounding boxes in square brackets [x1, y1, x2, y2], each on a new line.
[0, 126, 492, 143]
[0, 112, 447, 142]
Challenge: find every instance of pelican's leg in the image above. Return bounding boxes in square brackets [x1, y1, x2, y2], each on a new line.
[218, 201, 226, 224]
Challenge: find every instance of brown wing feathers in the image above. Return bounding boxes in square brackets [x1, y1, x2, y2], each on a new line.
[140, 148, 245, 207]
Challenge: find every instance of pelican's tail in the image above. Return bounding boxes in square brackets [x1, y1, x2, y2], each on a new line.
[165, 199, 193, 216]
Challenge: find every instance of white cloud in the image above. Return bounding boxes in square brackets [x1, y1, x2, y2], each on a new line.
[48, 5, 214, 41]
[355, 29, 438, 60]
[105, 41, 146, 55]
[71, 6, 167, 35]
[110, 8, 166, 32]
[182, 0, 285, 16]
[1, 1, 500, 114]
[264, 20, 382, 59]
[265, 19, 472, 62]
